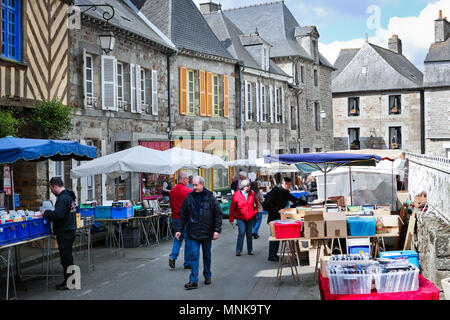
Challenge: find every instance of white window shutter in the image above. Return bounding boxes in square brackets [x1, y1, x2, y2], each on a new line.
[255, 82, 260, 123]
[101, 55, 117, 111]
[260, 84, 264, 122]
[152, 70, 158, 115]
[130, 64, 136, 113]
[281, 87, 285, 124]
[269, 85, 274, 123]
[135, 65, 142, 113]
[83, 49, 87, 107]
[244, 80, 249, 122]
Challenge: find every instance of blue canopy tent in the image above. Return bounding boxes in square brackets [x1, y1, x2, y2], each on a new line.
[0, 137, 97, 211]
[264, 153, 381, 202]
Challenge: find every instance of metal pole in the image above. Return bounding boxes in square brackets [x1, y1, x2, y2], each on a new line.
[349, 167, 353, 205]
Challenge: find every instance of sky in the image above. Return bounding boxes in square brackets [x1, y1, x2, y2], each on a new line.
[194, 0, 450, 70]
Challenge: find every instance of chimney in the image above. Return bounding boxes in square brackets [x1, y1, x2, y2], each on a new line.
[435, 10, 450, 43]
[199, 1, 221, 15]
[388, 34, 402, 54]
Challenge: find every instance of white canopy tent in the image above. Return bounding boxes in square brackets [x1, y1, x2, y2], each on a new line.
[162, 147, 228, 170]
[226, 158, 298, 174]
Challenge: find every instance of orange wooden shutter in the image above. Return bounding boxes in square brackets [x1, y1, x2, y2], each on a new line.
[223, 75, 229, 118]
[206, 72, 213, 116]
[179, 67, 187, 115]
[199, 70, 206, 116]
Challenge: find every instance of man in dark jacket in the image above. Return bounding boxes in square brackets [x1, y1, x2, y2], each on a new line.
[41, 177, 77, 290]
[175, 176, 222, 290]
[263, 177, 307, 261]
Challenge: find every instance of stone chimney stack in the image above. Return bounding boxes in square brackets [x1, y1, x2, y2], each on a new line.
[435, 10, 450, 43]
[199, 1, 221, 15]
[388, 34, 403, 55]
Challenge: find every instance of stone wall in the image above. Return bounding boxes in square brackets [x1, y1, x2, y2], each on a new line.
[332, 91, 422, 153]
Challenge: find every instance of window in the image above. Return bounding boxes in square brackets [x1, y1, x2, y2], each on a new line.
[348, 97, 360, 116]
[187, 69, 195, 114]
[261, 85, 267, 122]
[389, 95, 401, 114]
[86, 140, 96, 201]
[290, 106, 297, 130]
[55, 161, 64, 182]
[314, 69, 318, 87]
[116, 62, 125, 109]
[140, 68, 146, 106]
[262, 47, 268, 71]
[1, 0, 21, 61]
[348, 128, 360, 150]
[316, 148, 322, 153]
[84, 54, 95, 107]
[151, 70, 158, 115]
[275, 87, 282, 123]
[303, 148, 310, 153]
[446, 149, 450, 159]
[213, 151, 229, 191]
[314, 102, 320, 131]
[212, 74, 220, 116]
[301, 65, 305, 84]
[294, 62, 299, 84]
[389, 127, 402, 149]
[361, 66, 368, 75]
[246, 81, 253, 121]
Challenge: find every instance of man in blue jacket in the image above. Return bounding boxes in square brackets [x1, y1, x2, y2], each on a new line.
[41, 177, 77, 290]
[175, 176, 222, 290]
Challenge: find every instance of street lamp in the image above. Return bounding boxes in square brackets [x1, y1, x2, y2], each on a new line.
[99, 29, 115, 55]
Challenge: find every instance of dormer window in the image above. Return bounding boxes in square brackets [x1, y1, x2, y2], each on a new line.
[262, 47, 269, 71]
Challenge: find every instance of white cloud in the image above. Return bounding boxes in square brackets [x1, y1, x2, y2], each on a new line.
[320, 0, 450, 70]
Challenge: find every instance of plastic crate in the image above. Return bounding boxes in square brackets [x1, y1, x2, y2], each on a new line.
[80, 207, 95, 217]
[8, 221, 29, 243]
[0, 224, 11, 245]
[273, 220, 302, 239]
[41, 219, 50, 236]
[374, 264, 419, 293]
[347, 216, 376, 236]
[111, 206, 132, 219]
[94, 206, 112, 219]
[28, 219, 42, 239]
[379, 250, 419, 269]
[326, 268, 375, 295]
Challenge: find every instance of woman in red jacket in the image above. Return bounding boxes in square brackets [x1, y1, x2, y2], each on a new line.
[229, 179, 258, 256]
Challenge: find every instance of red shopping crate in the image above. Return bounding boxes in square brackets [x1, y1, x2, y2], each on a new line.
[273, 220, 302, 239]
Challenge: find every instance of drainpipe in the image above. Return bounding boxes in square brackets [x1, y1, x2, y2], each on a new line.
[167, 51, 178, 144]
[420, 89, 425, 154]
[238, 60, 244, 159]
[297, 89, 303, 152]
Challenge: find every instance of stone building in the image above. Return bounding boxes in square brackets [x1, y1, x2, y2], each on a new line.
[67, 0, 176, 203]
[332, 37, 424, 153]
[201, 2, 292, 161]
[222, 1, 336, 154]
[131, 0, 238, 193]
[423, 10, 450, 157]
[0, 0, 72, 209]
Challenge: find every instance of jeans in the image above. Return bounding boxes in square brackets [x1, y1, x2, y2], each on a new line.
[55, 230, 76, 281]
[188, 238, 212, 283]
[252, 212, 263, 235]
[170, 218, 192, 266]
[268, 240, 280, 259]
[236, 219, 254, 254]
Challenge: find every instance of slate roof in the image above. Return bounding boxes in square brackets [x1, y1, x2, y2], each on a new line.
[75, 0, 175, 51]
[332, 41, 423, 93]
[223, 1, 335, 69]
[425, 38, 450, 62]
[131, 0, 234, 61]
[203, 11, 288, 76]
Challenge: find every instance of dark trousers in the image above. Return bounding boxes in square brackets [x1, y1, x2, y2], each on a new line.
[56, 230, 76, 281]
[269, 240, 280, 259]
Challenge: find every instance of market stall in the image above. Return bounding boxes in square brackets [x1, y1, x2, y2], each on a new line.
[0, 136, 97, 300]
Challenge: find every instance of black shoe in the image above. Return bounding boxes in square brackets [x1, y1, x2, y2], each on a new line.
[236, 252, 241, 256]
[184, 282, 198, 290]
[253, 233, 259, 239]
[184, 265, 191, 270]
[169, 258, 175, 269]
[248, 252, 254, 255]
[204, 278, 212, 285]
[268, 256, 280, 262]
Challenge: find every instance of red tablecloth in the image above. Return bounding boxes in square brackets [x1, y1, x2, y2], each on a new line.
[319, 270, 440, 300]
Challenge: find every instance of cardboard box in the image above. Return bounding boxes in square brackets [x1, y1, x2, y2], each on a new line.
[327, 196, 346, 208]
[280, 208, 297, 215]
[281, 212, 304, 220]
[304, 211, 325, 239]
[320, 255, 331, 277]
[325, 212, 347, 238]
[381, 215, 401, 234]
[269, 221, 276, 237]
[30, 238, 58, 249]
[373, 208, 391, 217]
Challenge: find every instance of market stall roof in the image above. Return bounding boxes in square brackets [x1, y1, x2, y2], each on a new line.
[0, 136, 97, 164]
[226, 158, 297, 174]
[70, 146, 170, 178]
[328, 149, 404, 161]
[161, 147, 228, 170]
[264, 153, 381, 173]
